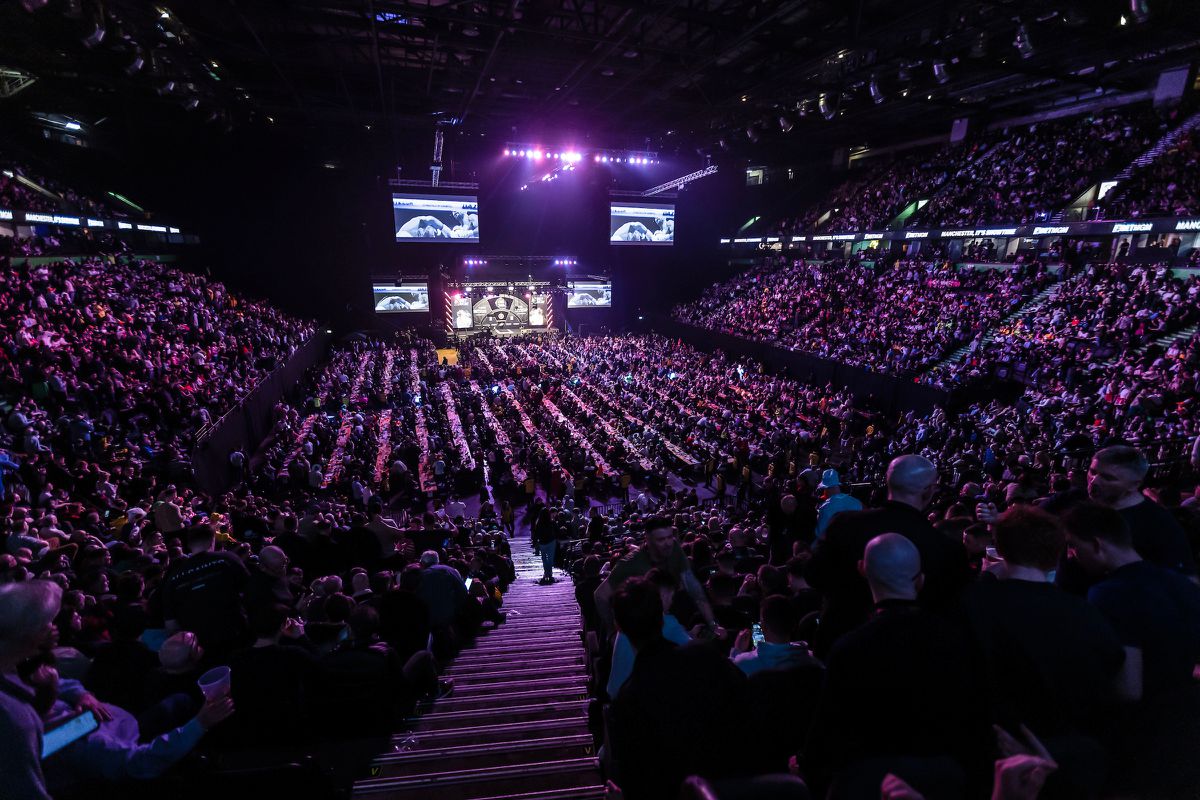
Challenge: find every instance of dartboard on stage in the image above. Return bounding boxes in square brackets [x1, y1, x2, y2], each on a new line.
[473, 295, 529, 328]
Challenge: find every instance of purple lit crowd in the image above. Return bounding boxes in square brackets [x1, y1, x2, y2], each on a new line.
[6, 95, 1200, 800]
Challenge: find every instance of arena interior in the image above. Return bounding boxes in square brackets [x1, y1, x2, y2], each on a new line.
[3, 1, 1200, 798]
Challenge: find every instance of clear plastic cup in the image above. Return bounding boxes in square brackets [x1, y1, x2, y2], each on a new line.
[197, 666, 232, 699]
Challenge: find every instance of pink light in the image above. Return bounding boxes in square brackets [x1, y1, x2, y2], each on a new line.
[534, 150, 543, 159]
[504, 149, 510, 156]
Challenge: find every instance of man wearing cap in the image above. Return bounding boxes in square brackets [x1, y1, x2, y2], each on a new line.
[814, 469, 862, 541]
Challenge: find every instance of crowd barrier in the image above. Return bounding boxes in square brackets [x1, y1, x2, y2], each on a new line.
[191, 332, 332, 495]
[650, 316, 950, 416]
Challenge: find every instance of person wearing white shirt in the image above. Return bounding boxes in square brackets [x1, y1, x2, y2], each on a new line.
[445, 498, 467, 521]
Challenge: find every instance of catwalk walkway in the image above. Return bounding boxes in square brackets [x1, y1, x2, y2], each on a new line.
[351, 536, 604, 799]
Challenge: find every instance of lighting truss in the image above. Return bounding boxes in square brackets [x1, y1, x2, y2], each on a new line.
[642, 165, 718, 196]
[0, 67, 37, 99]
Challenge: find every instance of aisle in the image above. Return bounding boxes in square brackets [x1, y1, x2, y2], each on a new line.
[351, 536, 604, 800]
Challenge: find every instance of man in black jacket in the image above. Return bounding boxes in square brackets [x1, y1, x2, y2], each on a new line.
[807, 455, 969, 657]
[806, 534, 989, 796]
[608, 577, 752, 800]
[160, 525, 249, 657]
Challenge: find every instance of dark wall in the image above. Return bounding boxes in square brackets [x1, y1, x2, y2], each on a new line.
[652, 315, 950, 417]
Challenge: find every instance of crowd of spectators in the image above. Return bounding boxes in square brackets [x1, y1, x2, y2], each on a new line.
[0, 254, 393, 796]
[767, 104, 1163, 237]
[916, 107, 1161, 228]
[1, 230, 135, 259]
[3, 242, 1200, 799]
[582, 441, 1200, 799]
[1, 157, 128, 219]
[675, 255, 1049, 376]
[926, 261, 1200, 390]
[776, 147, 956, 234]
[1097, 130, 1200, 220]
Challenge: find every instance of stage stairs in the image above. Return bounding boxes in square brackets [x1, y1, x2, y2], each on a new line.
[352, 538, 603, 800]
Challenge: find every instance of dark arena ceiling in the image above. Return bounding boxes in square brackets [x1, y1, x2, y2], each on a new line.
[1, 0, 1198, 156]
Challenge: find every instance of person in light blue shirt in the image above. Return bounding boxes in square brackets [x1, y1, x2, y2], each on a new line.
[814, 469, 863, 541]
[730, 595, 821, 676]
[606, 568, 691, 698]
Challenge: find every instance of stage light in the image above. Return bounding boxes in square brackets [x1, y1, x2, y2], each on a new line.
[125, 52, 145, 76]
[81, 19, 106, 48]
[819, 93, 836, 121]
[534, 150, 543, 159]
[932, 60, 950, 84]
[504, 149, 511, 156]
[869, 77, 884, 104]
[594, 155, 600, 162]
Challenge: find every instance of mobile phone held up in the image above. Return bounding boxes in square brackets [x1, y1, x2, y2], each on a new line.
[751, 622, 765, 647]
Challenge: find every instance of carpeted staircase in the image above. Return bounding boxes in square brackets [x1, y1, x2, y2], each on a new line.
[351, 538, 603, 800]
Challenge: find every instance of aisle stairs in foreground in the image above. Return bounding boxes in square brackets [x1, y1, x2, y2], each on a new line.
[352, 538, 603, 800]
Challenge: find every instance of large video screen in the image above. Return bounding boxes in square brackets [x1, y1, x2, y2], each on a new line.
[610, 202, 674, 245]
[568, 281, 612, 308]
[393, 194, 480, 242]
[373, 282, 430, 313]
[451, 295, 473, 329]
